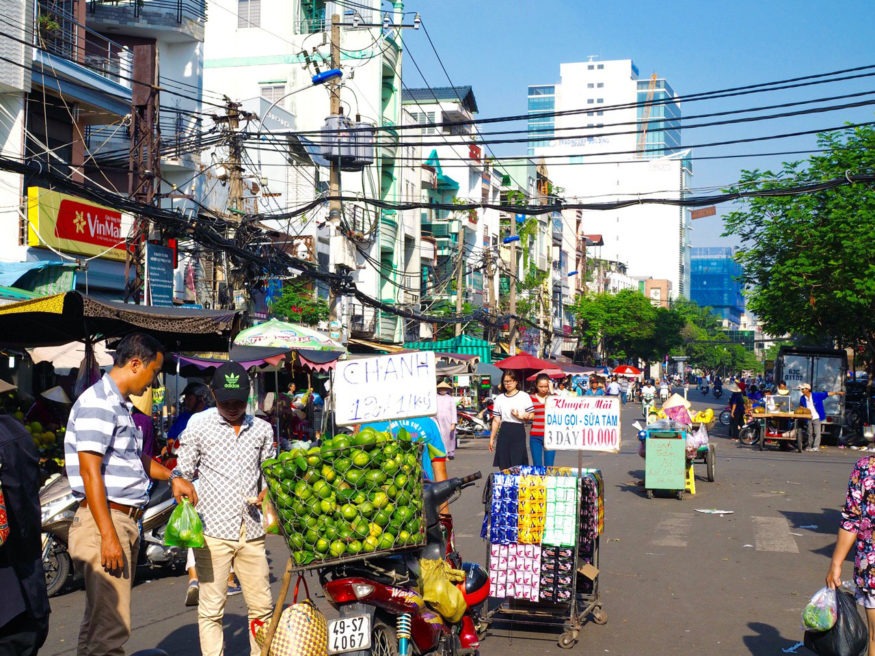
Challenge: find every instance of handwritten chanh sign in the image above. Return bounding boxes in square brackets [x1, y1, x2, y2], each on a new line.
[334, 351, 437, 426]
[544, 396, 621, 453]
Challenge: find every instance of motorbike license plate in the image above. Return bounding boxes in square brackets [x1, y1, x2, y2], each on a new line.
[327, 615, 371, 654]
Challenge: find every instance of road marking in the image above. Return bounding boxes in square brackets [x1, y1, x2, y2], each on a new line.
[651, 512, 691, 547]
[752, 516, 799, 553]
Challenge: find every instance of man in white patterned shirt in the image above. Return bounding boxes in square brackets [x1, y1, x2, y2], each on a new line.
[64, 332, 197, 656]
[174, 361, 275, 656]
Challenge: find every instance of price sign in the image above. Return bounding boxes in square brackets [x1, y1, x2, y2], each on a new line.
[334, 351, 437, 426]
[544, 396, 621, 453]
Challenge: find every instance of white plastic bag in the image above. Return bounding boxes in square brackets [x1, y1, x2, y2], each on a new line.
[802, 586, 837, 631]
[685, 424, 709, 456]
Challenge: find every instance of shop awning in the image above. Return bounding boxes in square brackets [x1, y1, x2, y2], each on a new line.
[0, 291, 240, 351]
[347, 338, 410, 354]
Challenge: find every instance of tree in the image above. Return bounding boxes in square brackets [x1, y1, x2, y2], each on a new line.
[571, 290, 657, 363]
[723, 125, 875, 372]
[268, 277, 329, 326]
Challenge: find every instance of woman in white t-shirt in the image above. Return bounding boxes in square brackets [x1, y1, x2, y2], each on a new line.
[489, 371, 534, 470]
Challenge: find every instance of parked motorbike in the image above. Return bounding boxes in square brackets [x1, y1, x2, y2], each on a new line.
[738, 415, 761, 445]
[40, 475, 187, 597]
[319, 472, 489, 656]
[457, 410, 488, 440]
[719, 406, 732, 426]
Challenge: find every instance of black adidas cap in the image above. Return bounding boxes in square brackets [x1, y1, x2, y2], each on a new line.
[210, 362, 250, 402]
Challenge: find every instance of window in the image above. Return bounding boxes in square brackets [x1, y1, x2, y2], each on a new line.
[410, 111, 437, 135]
[587, 99, 594, 105]
[587, 111, 594, 116]
[597, 98, 604, 104]
[587, 83, 594, 88]
[238, 0, 260, 27]
[597, 64, 604, 70]
[597, 82, 604, 88]
[587, 64, 594, 70]
[260, 85, 285, 104]
[597, 110, 604, 116]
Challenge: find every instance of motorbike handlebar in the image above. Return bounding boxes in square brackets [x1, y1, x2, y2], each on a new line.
[459, 471, 482, 488]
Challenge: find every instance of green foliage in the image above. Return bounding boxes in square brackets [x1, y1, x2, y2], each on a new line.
[268, 278, 329, 326]
[722, 125, 875, 371]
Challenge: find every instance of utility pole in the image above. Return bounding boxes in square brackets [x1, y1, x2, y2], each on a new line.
[327, 13, 344, 333]
[508, 214, 518, 354]
[454, 244, 465, 337]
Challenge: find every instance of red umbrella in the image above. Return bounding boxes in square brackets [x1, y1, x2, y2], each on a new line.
[613, 364, 642, 376]
[525, 368, 567, 382]
[495, 353, 557, 371]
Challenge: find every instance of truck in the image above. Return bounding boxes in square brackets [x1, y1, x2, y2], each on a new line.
[772, 346, 847, 442]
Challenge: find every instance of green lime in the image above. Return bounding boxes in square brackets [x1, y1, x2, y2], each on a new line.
[305, 497, 322, 516]
[405, 518, 421, 535]
[321, 465, 336, 484]
[336, 487, 357, 502]
[352, 520, 370, 539]
[396, 427, 413, 443]
[345, 469, 365, 487]
[351, 450, 370, 468]
[394, 474, 409, 489]
[303, 515, 318, 529]
[320, 438, 335, 453]
[357, 501, 376, 518]
[364, 470, 386, 489]
[288, 532, 305, 550]
[262, 457, 278, 468]
[383, 443, 400, 458]
[313, 480, 331, 499]
[353, 429, 378, 447]
[276, 492, 293, 508]
[333, 436, 351, 451]
[294, 457, 308, 472]
[283, 461, 298, 476]
[373, 510, 391, 527]
[294, 481, 312, 500]
[370, 491, 389, 509]
[304, 529, 320, 545]
[338, 526, 353, 541]
[368, 522, 382, 538]
[324, 525, 339, 541]
[320, 498, 337, 514]
[346, 540, 362, 555]
[329, 540, 347, 558]
[340, 504, 359, 521]
[396, 491, 412, 507]
[334, 457, 353, 474]
[362, 535, 379, 552]
[385, 484, 398, 499]
[381, 459, 399, 476]
[394, 506, 414, 523]
[302, 468, 321, 484]
[306, 454, 322, 468]
[278, 451, 294, 462]
[352, 491, 367, 505]
[315, 538, 330, 554]
[378, 533, 395, 550]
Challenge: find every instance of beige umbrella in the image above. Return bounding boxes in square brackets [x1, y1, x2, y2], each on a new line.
[29, 340, 114, 370]
[662, 392, 692, 409]
[0, 379, 16, 393]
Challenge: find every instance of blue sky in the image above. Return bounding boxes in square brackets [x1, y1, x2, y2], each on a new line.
[401, 0, 875, 247]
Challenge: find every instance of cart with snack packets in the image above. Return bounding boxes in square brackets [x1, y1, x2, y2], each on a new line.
[480, 465, 607, 649]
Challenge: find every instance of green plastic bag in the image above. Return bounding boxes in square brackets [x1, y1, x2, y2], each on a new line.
[164, 498, 205, 548]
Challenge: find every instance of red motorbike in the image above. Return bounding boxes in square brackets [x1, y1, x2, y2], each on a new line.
[319, 473, 489, 656]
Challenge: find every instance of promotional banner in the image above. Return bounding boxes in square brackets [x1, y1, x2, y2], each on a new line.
[27, 187, 131, 261]
[544, 396, 621, 453]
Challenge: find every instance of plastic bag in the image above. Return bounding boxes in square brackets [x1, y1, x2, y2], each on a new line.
[802, 586, 838, 631]
[685, 424, 709, 457]
[164, 498, 205, 548]
[262, 497, 280, 535]
[803, 588, 867, 656]
[420, 558, 467, 623]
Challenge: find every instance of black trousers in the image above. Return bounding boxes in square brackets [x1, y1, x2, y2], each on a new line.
[0, 612, 49, 656]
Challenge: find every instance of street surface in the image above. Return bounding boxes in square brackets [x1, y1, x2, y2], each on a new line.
[42, 389, 863, 655]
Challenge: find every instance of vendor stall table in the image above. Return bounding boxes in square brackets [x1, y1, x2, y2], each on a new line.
[754, 411, 807, 452]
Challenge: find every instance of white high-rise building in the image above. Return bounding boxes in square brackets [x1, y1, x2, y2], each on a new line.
[528, 58, 691, 299]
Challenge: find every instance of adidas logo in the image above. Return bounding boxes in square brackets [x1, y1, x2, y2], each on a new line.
[224, 373, 241, 389]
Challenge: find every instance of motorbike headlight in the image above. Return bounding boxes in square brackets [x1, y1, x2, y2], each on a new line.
[41, 493, 77, 525]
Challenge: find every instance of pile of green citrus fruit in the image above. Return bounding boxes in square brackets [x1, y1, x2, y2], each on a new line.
[262, 427, 425, 566]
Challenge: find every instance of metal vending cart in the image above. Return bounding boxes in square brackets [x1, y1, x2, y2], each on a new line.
[482, 466, 607, 648]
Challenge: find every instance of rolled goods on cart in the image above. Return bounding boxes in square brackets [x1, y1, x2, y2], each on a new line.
[481, 465, 606, 647]
[262, 429, 425, 568]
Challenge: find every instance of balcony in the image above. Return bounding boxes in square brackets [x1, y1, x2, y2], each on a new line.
[350, 302, 376, 338]
[380, 212, 398, 251]
[378, 126, 399, 162]
[86, 106, 202, 169]
[376, 311, 401, 342]
[87, 0, 207, 43]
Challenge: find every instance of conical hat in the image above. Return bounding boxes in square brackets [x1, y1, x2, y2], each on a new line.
[129, 387, 153, 416]
[41, 386, 71, 404]
[0, 379, 15, 393]
[662, 393, 691, 409]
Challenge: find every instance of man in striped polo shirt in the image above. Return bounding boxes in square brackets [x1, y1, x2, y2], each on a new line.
[64, 333, 197, 656]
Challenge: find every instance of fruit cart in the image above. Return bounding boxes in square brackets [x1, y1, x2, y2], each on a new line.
[480, 466, 607, 649]
[258, 433, 428, 653]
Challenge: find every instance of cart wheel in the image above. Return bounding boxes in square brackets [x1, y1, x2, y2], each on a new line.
[676, 489, 684, 500]
[558, 631, 578, 649]
[646, 489, 654, 499]
[591, 606, 608, 625]
[706, 444, 716, 482]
